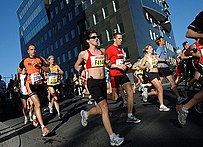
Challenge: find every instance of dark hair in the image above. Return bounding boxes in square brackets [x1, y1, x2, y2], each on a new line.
[27, 43, 37, 51]
[155, 36, 163, 45]
[113, 32, 122, 39]
[182, 41, 188, 48]
[84, 30, 98, 41]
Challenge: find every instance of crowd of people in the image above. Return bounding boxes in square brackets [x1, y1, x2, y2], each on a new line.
[0, 11, 203, 147]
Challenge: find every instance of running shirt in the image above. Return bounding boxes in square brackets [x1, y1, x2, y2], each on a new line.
[19, 57, 47, 85]
[155, 46, 169, 68]
[187, 11, 203, 33]
[106, 44, 125, 76]
[194, 41, 203, 64]
[47, 65, 60, 86]
[145, 55, 159, 69]
[86, 49, 105, 69]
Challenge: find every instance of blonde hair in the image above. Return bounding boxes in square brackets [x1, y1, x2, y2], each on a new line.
[143, 45, 151, 53]
[47, 55, 54, 62]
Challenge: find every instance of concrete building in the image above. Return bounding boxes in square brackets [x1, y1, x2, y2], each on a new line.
[17, 0, 175, 78]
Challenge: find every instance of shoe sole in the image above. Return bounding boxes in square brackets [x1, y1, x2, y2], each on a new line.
[126, 120, 141, 124]
[80, 111, 87, 127]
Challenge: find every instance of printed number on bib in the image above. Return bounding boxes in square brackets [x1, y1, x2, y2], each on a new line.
[30, 73, 43, 85]
[116, 59, 124, 65]
[90, 55, 105, 67]
[47, 73, 59, 86]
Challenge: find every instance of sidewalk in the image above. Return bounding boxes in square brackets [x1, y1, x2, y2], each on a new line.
[0, 122, 20, 147]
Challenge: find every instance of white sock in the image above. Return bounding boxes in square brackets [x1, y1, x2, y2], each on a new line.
[128, 113, 133, 118]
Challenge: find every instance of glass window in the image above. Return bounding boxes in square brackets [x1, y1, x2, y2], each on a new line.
[68, 12, 72, 21]
[65, 33, 69, 42]
[75, 6, 79, 16]
[74, 47, 78, 57]
[46, 47, 49, 55]
[93, 14, 99, 25]
[66, 0, 70, 4]
[60, 1, 64, 9]
[55, 40, 58, 49]
[90, 0, 95, 4]
[57, 21, 61, 30]
[68, 50, 72, 59]
[106, 29, 112, 42]
[102, 7, 109, 19]
[57, 56, 60, 65]
[71, 29, 75, 39]
[62, 54, 66, 62]
[62, 17, 66, 26]
[149, 30, 153, 40]
[112, 0, 120, 12]
[116, 23, 125, 34]
[60, 37, 63, 46]
[51, 44, 54, 51]
[48, 29, 52, 37]
[55, 6, 59, 15]
[85, 20, 90, 29]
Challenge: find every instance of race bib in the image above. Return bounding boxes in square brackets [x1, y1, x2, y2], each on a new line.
[30, 73, 43, 85]
[90, 55, 105, 67]
[116, 59, 124, 65]
[47, 73, 59, 86]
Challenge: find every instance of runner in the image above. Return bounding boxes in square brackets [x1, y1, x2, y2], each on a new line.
[140, 45, 170, 111]
[18, 43, 50, 136]
[44, 55, 63, 119]
[75, 30, 124, 146]
[106, 32, 141, 123]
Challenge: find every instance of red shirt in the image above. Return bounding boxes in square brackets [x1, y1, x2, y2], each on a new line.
[194, 41, 203, 63]
[106, 44, 125, 76]
[86, 49, 105, 69]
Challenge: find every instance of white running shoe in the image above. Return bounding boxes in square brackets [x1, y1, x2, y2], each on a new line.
[110, 133, 124, 146]
[159, 105, 170, 112]
[80, 110, 88, 127]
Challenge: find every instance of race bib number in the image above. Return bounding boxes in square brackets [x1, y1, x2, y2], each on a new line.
[30, 73, 43, 85]
[90, 55, 105, 67]
[116, 59, 124, 65]
[47, 73, 59, 86]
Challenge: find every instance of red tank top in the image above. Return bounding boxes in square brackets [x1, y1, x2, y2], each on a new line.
[106, 44, 125, 76]
[86, 49, 105, 69]
[194, 41, 203, 63]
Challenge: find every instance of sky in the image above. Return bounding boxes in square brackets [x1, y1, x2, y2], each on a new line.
[0, 0, 202, 84]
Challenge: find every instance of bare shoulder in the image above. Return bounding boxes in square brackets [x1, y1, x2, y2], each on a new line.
[100, 48, 106, 53]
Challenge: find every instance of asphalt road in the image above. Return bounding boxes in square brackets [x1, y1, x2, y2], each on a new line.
[0, 85, 203, 147]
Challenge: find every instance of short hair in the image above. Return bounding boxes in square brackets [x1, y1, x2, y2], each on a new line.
[84, 30, 98, 40]
[113, 32, 122, 39]
[27, 43, 37, 51]
[155, 36, 163, 45]
[182, 41, 188, 48]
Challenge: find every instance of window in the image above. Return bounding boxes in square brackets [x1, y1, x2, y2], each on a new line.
[51, 44, 54, 51]
[112, 0, 120, 12]
[71, 29, 75, 39]
[62, 17, 66, 26]
[149, 30, 153, 40]
[68, 12, 72, 21]
[102, 7, 109, 19]
[106, 29, 112, 42]
[46, 47, 49, 55]
[62, 54, 66, 62]
[55, 6, 59, 15]
[145, 12, 149, 20]
[48, 29, 52, 37]
[44, 33, 47, 41]
[68, 50, 72, 59]
[74, 47, 78, 57]
[75, 5, 79, 16]
[57, 57, 60, 65]
[116, 23, 125, 34]
[93, 14, 99, 25]
[57, 21, 61, 30]
[55, 40, 58, 49]
[66, 0, 70, 4]
[65, 33, 69, 42]
[90, 0, 95, 4]
[65, 71, 68, 79]
[60, 1, 64, 9]
[60, 37, 63, 46]
[85, 20, 90, 29]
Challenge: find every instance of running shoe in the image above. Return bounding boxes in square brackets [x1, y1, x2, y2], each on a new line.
[177, 96, 187, 104]
[87, 100, 93, 105]
[110, 134, 124, 146]
[126, 115, 141, 124]
[159, 105, 170, 112]
[24, 117, 28, 124]
[29, 112, 33, 122]
[32, 115, 38, 127]
[58, 113, 63, 119]
[176, 104, 189, 125]
[49, 105, 53, 114]
[41, 127, 50, 137]
[80, 110, 88, 127]
[142, 87, 148, 102]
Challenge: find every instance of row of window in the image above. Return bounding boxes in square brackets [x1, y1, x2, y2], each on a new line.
[19, 0, 35, 19]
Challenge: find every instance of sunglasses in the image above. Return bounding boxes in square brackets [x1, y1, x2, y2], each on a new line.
[89, 36, 99, 39]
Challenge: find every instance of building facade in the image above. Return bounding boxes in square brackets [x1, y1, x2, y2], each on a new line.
[17, 0, 176, 79]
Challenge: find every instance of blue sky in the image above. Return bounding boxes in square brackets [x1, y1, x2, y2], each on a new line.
[0, 0, 202, 83]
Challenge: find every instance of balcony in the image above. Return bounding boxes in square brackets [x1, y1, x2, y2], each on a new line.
[141, 0, 167, 22]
